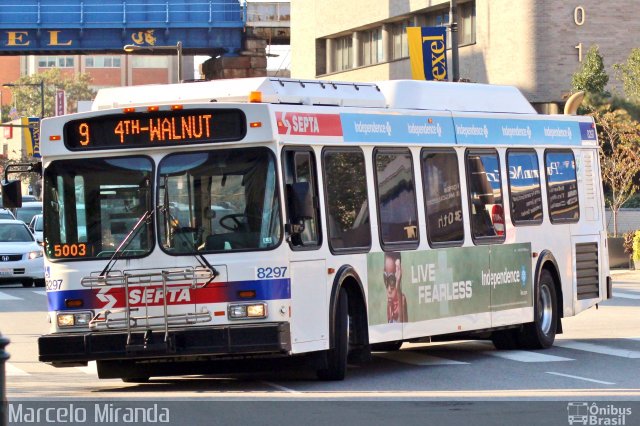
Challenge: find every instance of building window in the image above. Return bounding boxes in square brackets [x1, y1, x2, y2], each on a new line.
[391, 20, 410, 60]
[131, 56, 169, 68]
[361, 27, 383, 66]
[423, 1, 476, 47]
[85, 56, 122, 68]
[458, 1, 476, 46]
[38, 56, 74, 68]
[334, 35, 353, 72]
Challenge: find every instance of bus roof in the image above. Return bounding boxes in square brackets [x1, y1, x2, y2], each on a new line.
[92, 77, 536, 115]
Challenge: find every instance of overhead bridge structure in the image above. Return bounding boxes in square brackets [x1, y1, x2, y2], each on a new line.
[0, 1, 290, 56]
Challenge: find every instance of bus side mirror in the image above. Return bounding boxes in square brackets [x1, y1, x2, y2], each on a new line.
[1, 180, 23, 208]
[287, 181, 315, 224]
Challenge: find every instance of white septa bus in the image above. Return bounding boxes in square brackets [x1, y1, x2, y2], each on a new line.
[3, 77, 610, 382]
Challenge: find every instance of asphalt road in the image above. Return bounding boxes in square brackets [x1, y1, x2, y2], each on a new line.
[1, 271, 640, 425]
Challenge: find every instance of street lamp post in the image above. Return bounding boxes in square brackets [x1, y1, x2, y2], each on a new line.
[123, 41, 184, 83]
[2, 81, 45, 119]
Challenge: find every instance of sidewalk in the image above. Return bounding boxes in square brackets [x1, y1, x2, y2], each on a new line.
[610, 268, 640, 282]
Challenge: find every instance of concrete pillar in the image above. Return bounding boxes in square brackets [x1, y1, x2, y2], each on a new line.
[326, 38, 335, 73]
[353, 32, 361, 68]
[382, 24, 391, 63]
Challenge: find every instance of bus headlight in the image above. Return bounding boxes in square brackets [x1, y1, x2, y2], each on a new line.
[57, 311, 93, 327]
[228, 303, 267, 320]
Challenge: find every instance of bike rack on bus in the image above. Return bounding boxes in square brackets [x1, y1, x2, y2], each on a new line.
[81, 267, 215, 352]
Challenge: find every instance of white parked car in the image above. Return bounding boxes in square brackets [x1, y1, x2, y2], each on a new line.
[29, 214, 43, 241]
[0, 219, 45, 287]
[0, 208, 16, 220]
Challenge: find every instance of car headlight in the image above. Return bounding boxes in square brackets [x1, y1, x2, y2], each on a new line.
[27, 250, 43, 260]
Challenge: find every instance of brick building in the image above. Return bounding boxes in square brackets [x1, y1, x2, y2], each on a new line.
[291, 0, 640, 112]
[0, 53, 192, 112]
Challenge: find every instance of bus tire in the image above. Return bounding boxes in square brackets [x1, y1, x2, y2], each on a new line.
[490, 329, 519, 350]
[519, 269, 557, 349]
[317, 288, 348, 381]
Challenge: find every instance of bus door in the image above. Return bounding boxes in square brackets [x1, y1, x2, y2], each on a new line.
[282, 147, 327, 352]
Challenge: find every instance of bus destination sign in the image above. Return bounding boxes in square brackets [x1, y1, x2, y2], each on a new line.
[64, 109, 246, 150]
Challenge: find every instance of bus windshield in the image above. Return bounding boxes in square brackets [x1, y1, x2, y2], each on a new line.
[43, 156, 153, 259]
[158, 147, 281, 253]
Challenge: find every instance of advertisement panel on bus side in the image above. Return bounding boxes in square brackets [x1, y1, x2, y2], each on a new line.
[367, 243, 532, 325]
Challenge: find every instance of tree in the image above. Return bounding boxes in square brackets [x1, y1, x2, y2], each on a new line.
[571, 45, 609, 95]
[593, 107, 640, 236]
[7, 68, 95, 118]
[614, 48, 640, 102]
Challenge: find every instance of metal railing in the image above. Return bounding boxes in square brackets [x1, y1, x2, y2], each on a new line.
[82, 267, 215, 351]
[0, 1, 245, 28]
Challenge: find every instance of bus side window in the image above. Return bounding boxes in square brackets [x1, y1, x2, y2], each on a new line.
[421, 149, 464, 247]
[507, 149, 543, 225]
[465, 149, 505, 243]
[373, 148, 419, 249]
[283, 148, 321, 248]
[322, 148, 371, 253]
[545, 150, 580, 223]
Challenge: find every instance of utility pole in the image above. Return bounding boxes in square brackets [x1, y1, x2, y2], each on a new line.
[450, 0, 460, 82]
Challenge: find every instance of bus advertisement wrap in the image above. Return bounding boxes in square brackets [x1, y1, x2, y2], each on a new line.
[367, 243, 532, 325]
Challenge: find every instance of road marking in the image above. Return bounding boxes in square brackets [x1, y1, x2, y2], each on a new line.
[6, 362, 30, 376]
[262, 381, 300, 393]
[75, 361, 98, 375]
[32, 290, 47, 296]
[375, 351, 469, 366]
[546, 371, 615, 385]
[556, 341, 640, 358]
[486, 350, 574, 363]
[613, 292, 640, 300]
[0, 291, 21, 301]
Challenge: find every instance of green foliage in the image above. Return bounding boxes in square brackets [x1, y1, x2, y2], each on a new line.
[623, 231, 635, 254]
[571, 45, 609, 95]
[633, 231, 640, 262]
[614, 48, 640, 102]
[8, 68, 95, 118]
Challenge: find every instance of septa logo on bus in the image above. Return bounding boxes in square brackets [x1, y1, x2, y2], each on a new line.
[276, 112, 343, 136]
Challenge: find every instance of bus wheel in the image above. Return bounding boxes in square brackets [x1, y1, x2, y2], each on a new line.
[490, 329, 519, 350]
[371, 341, 403, 351]
[520, 269, 557, 349]
[317, 288, 348, 381]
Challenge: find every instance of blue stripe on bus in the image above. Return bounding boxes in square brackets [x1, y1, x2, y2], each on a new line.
[340, 113, 588, 146]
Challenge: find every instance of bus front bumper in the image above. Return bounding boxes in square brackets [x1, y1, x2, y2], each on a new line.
[38, 322, 291, 365]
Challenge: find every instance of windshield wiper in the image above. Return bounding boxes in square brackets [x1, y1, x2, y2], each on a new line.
[163, 204, 219, 283]
[100, 208, 155, 277]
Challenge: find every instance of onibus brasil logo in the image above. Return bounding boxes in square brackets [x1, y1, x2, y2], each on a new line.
[567, 402, 632, 425]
